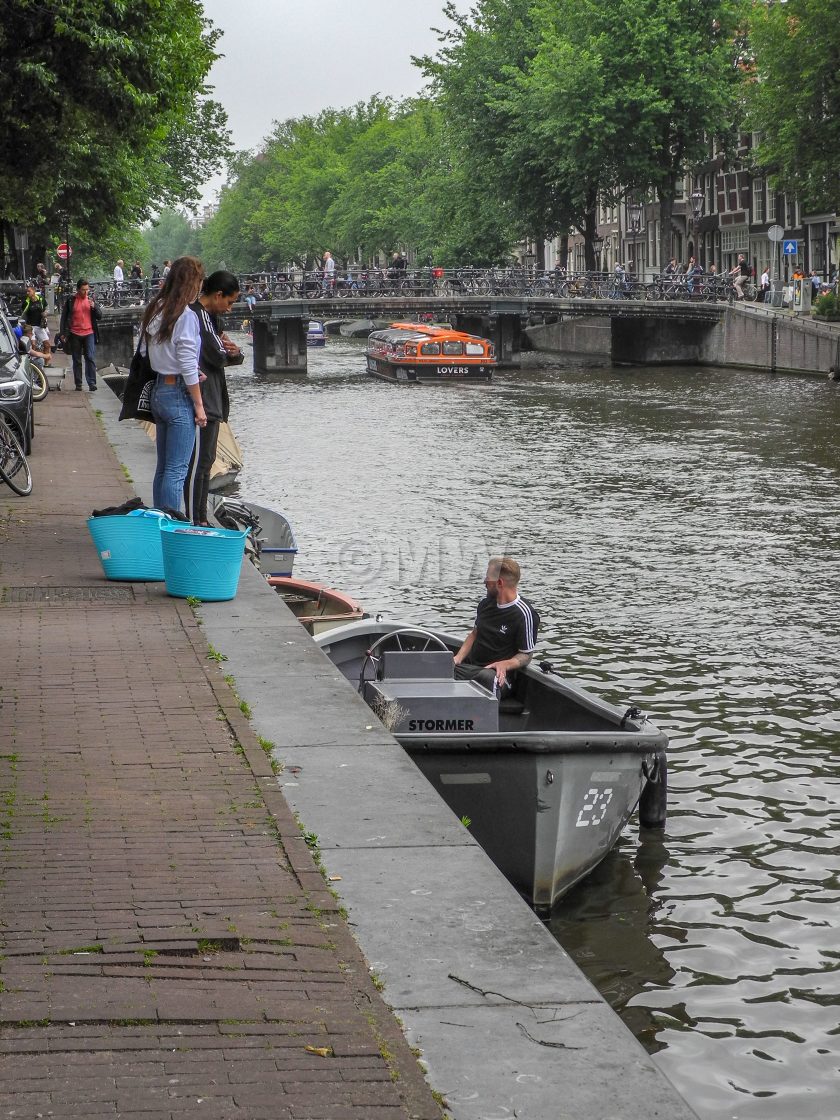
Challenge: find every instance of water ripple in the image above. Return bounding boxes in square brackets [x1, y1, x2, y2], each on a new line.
[227, 338, 840, 1119]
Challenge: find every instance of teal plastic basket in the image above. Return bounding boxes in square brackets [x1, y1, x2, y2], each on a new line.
[160, 522, 247, 601]
[87, 509, 169, 581]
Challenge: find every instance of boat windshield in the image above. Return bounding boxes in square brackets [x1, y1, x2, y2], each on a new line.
[442, 341, 464, 356]
[464, 342, 484, 356]
[420, 342, 440, 355]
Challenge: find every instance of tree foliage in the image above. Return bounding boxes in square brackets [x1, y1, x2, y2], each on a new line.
[0, 0, 230, 241]
[140, 210, 203, 271]
[528, 0, 741, 266]
[747, 0, 840, 213]
[200, 97, 512, 268]
[417, 0, 741, 268]
[417, 0, 570, 266]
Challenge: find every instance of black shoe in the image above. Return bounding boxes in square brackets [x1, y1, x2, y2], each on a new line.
[75, 385, 83, 391]
[88, 385, 98, 391]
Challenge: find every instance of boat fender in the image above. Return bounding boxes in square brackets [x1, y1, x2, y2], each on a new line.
[639, 749, 668, 830]
[620, 705, 645, 728]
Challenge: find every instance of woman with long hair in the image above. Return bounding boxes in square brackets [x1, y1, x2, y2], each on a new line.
[139, 256, 207, 511]
[184, 270, 243, 525]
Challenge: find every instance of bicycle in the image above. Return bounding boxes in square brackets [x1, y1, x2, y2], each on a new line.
[28, 361, 49, 401]
[0, 415, 32, 495]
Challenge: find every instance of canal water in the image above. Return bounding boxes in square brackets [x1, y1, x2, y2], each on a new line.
[226, 334, 840, 1120]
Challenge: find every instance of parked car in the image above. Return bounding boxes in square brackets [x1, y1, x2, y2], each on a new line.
[0, 304, 34, 454]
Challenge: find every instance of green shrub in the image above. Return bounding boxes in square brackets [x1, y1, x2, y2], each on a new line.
[814, 291, 838, 318]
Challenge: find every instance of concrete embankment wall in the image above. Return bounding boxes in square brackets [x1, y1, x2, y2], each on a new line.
[527, 308, 840, 376]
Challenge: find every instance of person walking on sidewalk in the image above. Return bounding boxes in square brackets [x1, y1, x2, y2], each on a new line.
[184, 270, 243, 525]
[139, 256, 207, 512]
[59, 278, 102, 390]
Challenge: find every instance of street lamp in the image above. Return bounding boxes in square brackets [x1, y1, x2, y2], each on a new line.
[592, 231, 604, 271]
[691, 186, 705, 222]
[691, 182, 705, 265]
[627, 200, 642, 272]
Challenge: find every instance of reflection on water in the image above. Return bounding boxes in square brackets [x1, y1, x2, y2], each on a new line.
[226, 335, 840, 1120]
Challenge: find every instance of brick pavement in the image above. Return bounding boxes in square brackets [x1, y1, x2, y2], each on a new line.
[0, 391, 442, 1119]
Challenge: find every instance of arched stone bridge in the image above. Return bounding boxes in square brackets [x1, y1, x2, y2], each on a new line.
[94, 294, 832, 377]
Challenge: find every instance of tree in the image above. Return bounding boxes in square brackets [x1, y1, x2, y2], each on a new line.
[748, 0, 840, 213]
[524, 0, 741, 270]
[417, 0, 572, 267]
[0, 0, 230, 246]
[140, 211, 203, 272]
[202, 154, 273, 272]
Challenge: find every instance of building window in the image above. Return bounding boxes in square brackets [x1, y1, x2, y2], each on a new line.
[721, 227, 748, 253]
[767, 191, 776, 223]
[753, 179, 765, 223]
[705, 174, 715, 216]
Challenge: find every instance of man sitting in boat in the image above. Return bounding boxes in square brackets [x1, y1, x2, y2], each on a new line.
[453, 556, 540, 694]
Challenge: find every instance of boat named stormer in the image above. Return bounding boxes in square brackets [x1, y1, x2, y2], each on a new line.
[315, 619, 669, 912]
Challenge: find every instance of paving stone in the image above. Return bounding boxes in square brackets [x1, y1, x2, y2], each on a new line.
[0, 393, 440, 1119]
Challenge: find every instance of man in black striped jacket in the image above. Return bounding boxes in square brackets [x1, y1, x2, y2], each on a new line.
[454, 556, 540, 693]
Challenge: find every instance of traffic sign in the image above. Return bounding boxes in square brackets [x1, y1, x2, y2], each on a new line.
[56, 242, 72, 260]
[767, 224, 784, 243]
[783, 240, 798, 255]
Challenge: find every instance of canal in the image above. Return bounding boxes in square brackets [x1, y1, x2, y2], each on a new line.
[226, 334, 840, 1120]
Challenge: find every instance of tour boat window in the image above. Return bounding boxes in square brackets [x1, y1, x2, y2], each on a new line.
[420, 342, 441, 355]
[442, 341, 464, 356]
[464, 342, 484, 356]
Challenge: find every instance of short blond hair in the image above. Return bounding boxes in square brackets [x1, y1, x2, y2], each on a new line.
[488, 556, 521, 586]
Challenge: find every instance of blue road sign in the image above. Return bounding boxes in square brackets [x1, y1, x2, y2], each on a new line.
[783, 240, 798, 255]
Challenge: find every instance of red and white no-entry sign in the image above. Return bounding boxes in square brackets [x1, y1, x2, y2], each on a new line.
[56, 243, 72, 260]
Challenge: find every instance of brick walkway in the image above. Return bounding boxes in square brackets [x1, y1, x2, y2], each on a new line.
[0, 391, 440, 1119]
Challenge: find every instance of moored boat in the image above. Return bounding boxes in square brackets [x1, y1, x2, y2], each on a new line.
[365, 322, 495, 384]
[306, 320, 326, 347]
[315, 619, 668, 912]
[212, 497, 298, 576]
[102, 366, 243, 491]
[268, 576, 366, 635]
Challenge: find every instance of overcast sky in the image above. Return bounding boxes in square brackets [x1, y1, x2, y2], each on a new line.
[199, 0, 471, 201]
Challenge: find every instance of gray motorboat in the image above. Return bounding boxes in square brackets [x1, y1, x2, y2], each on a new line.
[315, 619, 668, 912]
[212, 497, 298, 577]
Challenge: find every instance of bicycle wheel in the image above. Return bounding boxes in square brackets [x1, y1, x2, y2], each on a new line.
[0, 417, 32, 496]
[273, 283, 292, 300]
[30, 363, 48, 401]
[745, 281, 758, 302]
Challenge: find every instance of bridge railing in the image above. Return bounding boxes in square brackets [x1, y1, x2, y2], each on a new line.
[242, 267, 746, 304]
[81, 268, 754, 310]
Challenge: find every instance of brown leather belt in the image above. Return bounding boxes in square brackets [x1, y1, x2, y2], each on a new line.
[160, 375, 177, 385]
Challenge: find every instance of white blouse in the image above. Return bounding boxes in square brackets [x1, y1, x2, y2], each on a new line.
[142, 307, 201, 385]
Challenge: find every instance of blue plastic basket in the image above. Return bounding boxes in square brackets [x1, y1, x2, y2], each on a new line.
[87, 509, 169, 581]
[160, 522, 248, 601]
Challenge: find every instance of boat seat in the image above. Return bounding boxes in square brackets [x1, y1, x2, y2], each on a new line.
[498, 696, 527, 716]
[498, 672, 529, 716]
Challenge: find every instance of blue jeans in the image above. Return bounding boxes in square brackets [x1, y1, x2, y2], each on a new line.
[69, 332, 97, 387]
[150, 379, 196, 512]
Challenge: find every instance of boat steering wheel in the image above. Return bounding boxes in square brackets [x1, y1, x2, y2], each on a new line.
[358, 627, 451, 693]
